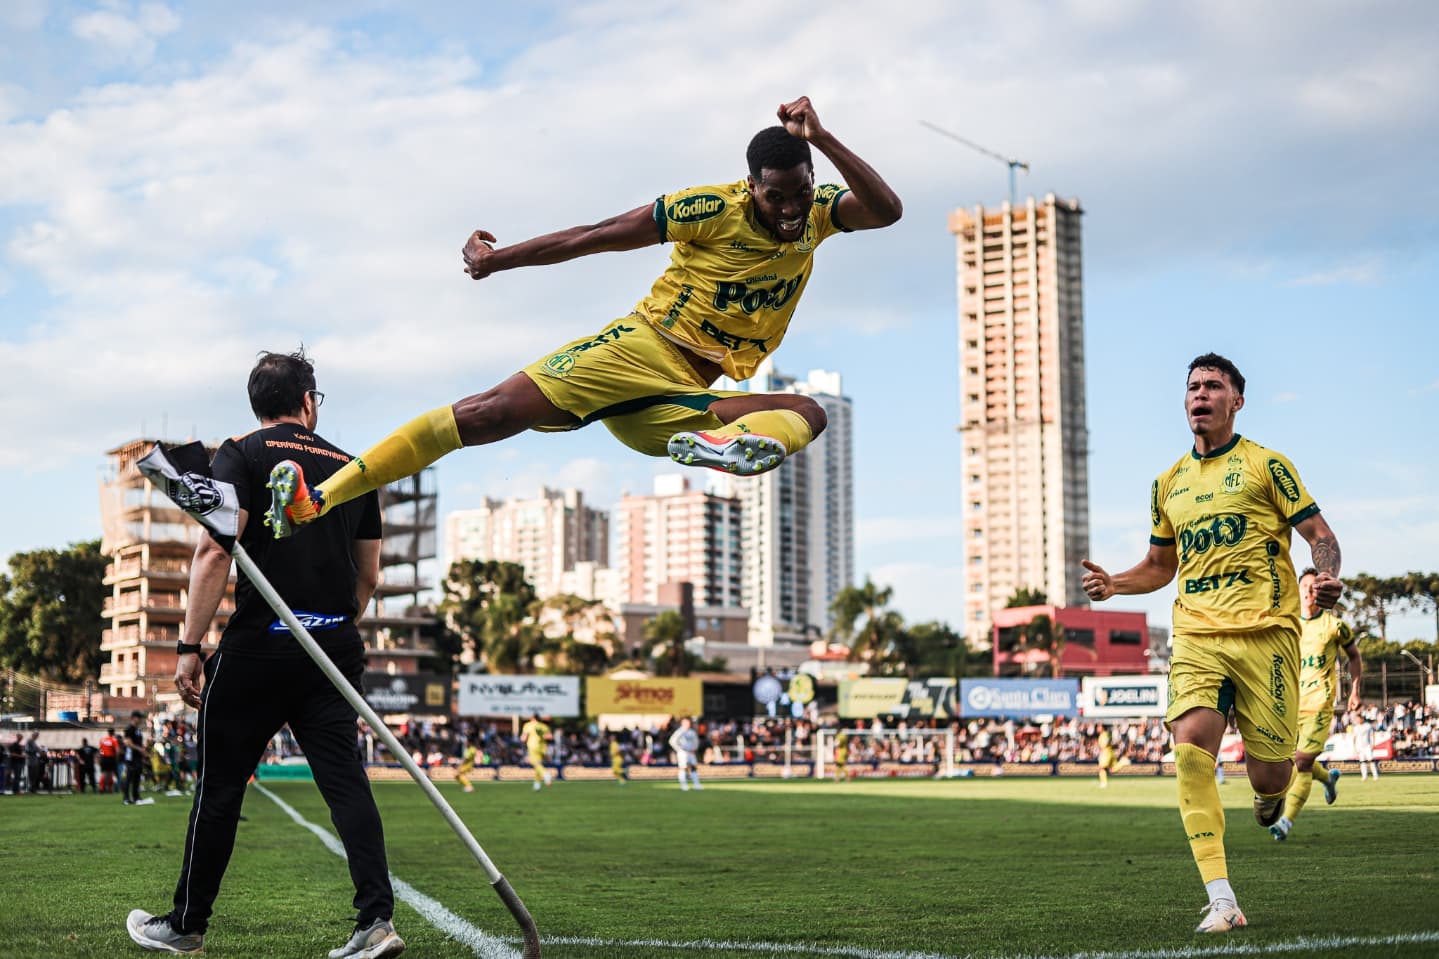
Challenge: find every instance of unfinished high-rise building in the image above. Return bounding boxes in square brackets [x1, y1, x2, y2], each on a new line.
[950, 194, 1091, 642]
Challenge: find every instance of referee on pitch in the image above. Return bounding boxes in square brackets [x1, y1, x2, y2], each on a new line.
[127, 349, 404, 959]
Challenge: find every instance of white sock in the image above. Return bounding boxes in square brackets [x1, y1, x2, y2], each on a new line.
[1205, 878, 1236, 906]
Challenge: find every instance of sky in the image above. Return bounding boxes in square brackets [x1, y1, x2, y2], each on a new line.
[1, 0, 1436, 642]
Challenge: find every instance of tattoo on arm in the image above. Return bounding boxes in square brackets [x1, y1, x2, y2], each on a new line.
[1311, 535, 1341, 578]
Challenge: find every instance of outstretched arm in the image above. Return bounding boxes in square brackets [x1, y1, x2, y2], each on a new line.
[778, 96, 902, 231]
[462, 203, 661, 280]
[1294, 512, 1342, 609]
[1081, 543, 1179, 602]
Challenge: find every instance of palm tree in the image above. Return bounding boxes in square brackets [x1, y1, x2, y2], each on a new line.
[830, 579, 905, 668]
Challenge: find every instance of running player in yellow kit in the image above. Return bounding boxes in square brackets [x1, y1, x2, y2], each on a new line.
[1081, 353, 1342, 934]
[455, 742, 478, 793]
[264, 96, 902, 537]
[1269, 567, 1362, 841]
[520, 714, 552, 791]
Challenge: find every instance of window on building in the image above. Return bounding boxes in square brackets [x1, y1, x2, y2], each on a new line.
[1066, 628, 1096, 647]
[996, 626, 1023, 653]
[1110, 630, 1143, 646]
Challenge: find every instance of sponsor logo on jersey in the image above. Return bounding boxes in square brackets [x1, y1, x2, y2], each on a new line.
[1223, 470, 1245, 493]
[1269, 653, 1287, 716]
[1177, 513, 1247, 563]
[1268, 458, 1301, 503]
[713, 272, 805, 315]
[269, 611, 348, 633]
[668, 194, 726, 222]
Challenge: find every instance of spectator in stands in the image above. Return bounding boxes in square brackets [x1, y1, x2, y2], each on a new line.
[6, 733, 24, 793]
[76, 738, 98, 793]
[122, 719, 147, 805]
[99, 728, 120, 794]
[25, 732, 42, 794]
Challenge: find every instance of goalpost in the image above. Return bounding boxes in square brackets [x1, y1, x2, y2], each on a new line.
[813, 727, 958, 780]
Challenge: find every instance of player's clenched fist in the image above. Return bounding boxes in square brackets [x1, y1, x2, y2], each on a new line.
[777, 96, 826, 141]
[462, 229, 498, 280]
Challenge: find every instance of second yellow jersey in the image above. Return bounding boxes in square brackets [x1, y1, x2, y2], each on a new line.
[1150, 435, 1319, 634]
[521, 720, 550, 753]
[1299, 610, 1354, 708]
[637, 179, 851, 380]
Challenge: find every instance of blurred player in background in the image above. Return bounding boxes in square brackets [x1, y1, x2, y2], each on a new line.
[521, 714, 552, 791]
[1270, 567, 1362, 840]
[455, 740, 478, 794]
[669, 717, 702, 792]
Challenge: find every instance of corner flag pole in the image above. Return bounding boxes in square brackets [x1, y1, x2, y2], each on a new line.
[136, 442, 540, 959]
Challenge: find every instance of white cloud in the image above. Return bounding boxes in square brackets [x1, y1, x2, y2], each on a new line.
[1288, 258, 1383, 287]
[70, 2, 179, 66]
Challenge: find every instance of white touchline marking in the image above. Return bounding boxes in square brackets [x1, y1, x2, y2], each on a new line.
[256, 785, 1437, 959]
[256, 784, 520, 959]
[510, 931, 1439, 959]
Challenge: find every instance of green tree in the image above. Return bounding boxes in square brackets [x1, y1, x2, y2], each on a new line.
[896, 620, 984, 678]
[438, 560, 543, 674]
[644, 610, 690, 677]
[831, 579, 905, 669]
[1005, 587, 1050, 608]
[0, 540, 107, 684]
[1399, 570, 1439, 640]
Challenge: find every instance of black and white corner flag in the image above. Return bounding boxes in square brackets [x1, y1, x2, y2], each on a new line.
[136, 441, 241, 551]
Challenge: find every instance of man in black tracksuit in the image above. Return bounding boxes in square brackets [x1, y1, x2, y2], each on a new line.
[127, 349, 404, 959]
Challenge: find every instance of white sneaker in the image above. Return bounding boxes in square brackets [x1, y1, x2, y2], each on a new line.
[1323, 768, 1340, 805]
[126, 909, 204, 954]
[668, 430, 786, 475]
[1269, 816, 1292, 841]
[1195, 900, 1248, 933]
[328, 918, 405, 959]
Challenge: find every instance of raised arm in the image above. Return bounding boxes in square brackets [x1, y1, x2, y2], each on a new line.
[1080, 543, 1179, 603]
[462, 203, 661, 280]
[778, 96, 902, 231]
[1294, 512, 1342, 609]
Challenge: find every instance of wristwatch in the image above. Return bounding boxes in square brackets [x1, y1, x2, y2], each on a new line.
[176, 642, 203, 656]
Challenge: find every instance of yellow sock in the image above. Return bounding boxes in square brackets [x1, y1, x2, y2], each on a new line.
[711, 409, 814, 454]
[1283, 768, 1313, 822]
[1098, 766, 1108, 787]
[1313, 759, 1330, 779]
[316, 406, 461, 512]
[1176, 743, 1227, 884]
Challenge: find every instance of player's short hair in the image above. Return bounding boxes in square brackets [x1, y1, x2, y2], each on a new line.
[248, 349, 317, 420]
[1188, 353, 1245, 395]
[1298, 567, 1318, 580]
[747, 126, 812, 179]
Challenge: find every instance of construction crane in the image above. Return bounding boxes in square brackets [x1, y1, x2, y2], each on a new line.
[919, 120, 1029, 207]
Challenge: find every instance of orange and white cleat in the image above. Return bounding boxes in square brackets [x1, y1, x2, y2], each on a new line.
[264, 460, 323, 539]
[1195, 900, 1248, 933]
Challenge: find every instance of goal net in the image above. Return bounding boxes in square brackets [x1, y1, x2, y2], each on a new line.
[813, 727, 958, 780]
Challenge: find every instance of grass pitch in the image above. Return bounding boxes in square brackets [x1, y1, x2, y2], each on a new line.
[2, 773, 1436, 958]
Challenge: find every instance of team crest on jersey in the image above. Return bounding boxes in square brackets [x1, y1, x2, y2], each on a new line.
[1223, 471, 1245, 493]
[542, 352, 575, 378]
[793, 219, 817, 253]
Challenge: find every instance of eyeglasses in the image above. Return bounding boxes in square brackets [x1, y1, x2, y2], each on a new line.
[307, 390, 325, 408]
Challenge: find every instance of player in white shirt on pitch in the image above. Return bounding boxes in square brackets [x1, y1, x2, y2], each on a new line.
[1350, 715, 1379, 780]
[669, 717, 702, 792]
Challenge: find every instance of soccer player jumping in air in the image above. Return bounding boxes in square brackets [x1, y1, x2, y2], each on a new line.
[1081, 353, 1342, 934]
[265, 96, 901, 537]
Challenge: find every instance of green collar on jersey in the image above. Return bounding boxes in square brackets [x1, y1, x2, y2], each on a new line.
[1190, 432, 1241, 460]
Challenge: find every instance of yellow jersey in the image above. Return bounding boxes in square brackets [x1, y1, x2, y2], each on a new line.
[458, 745, 477, 769]
[1150, 435, 1318, 634]
[638, 179, 851, 380]
[520, 719, 550, 753]
[1298, 611, 1355, 709]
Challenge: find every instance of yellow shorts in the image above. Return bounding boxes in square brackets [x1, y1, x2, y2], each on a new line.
[1295, 687, 1335, 755]
[1167, 624, 1299, 764]
[521, 316, 748, 456]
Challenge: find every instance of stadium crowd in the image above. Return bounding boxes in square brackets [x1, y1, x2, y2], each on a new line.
[2, 699, 1435, 794]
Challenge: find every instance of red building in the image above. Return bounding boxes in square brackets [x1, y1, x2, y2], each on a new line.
[991, 605, 1149, 677]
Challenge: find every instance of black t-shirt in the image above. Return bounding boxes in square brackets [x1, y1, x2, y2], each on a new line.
[211, 422, 381, 657]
